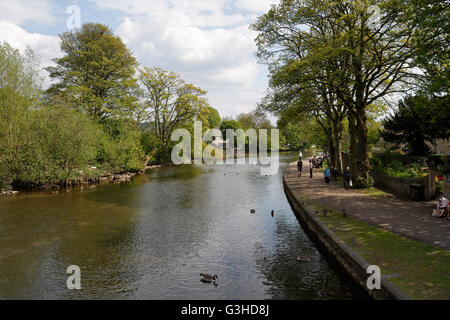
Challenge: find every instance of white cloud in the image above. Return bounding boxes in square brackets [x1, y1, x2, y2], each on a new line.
[95, 0, 279, 116]
[235, 0, 276, 13]
[0, 21, 60, 65]
[0, 0, 58, 25]
[0, 0, 280, 118]
[0, 21, 61, 87]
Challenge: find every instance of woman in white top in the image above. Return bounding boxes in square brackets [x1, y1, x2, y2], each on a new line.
[437, 197, 449, 218]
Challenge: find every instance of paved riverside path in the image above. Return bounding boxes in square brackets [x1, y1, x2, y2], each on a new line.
[284, 160, 450, 250]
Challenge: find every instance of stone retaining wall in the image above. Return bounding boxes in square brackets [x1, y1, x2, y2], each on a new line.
[370, 171, 436, 201]
[341, 152, 436, 201]
[370, 172, 424, 198]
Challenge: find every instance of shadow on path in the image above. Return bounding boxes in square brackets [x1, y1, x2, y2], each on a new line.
[285, 161, 450, 249]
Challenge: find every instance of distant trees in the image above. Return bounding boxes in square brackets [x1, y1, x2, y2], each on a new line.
[205, 106, 221, 129]
[137, 67, 211, 145]
[46, 23, 138, 121]
[218, 112, 274, 151]
[136, 67, 212, 163]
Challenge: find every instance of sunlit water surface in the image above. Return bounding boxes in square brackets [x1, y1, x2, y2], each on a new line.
[0, 152, 367, 299]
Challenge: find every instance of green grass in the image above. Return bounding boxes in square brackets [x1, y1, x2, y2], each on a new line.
[357, 187, 395, 198]
[300, 198, 450, 300]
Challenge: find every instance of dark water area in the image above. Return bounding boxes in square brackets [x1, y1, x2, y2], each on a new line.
[0, 152, 367, 299]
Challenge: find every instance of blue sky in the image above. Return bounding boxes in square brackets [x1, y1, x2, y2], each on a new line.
[0, 0, 279, 119]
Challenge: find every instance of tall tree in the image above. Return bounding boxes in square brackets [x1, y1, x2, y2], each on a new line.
[408, 0, 449, 94]
[138, 67, 211, 145]
[252, 0, 417, 182]
[46, 23, 138, 121]
[332, 0, 417, 181]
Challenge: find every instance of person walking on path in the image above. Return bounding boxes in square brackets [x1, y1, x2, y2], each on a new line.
[324, 167, 331, 184]
[299, 150, 303, 161]
[331, 167, 339, 181]
[343, 167, 352, 189]
[297, 159, 303, 177]
[309, 160, 313, 179]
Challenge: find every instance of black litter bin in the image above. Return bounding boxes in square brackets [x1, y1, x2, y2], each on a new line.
[409, 183, 425, 201]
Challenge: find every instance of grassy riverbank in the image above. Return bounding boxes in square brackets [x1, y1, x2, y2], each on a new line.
[298, 195, 450, 300]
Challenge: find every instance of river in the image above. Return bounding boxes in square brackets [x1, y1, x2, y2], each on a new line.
[0, 152, 367, 299]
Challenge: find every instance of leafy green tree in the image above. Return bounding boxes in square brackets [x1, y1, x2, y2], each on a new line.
[205, 106, 221, 129]
[220, 119, 241, 134]
[236, 113, 257, 130]
[46, 23, 138, 121]
[33, 104, 99, 185]
[98, 119, 145, 172]
[252, 0, 417, 181]
[279, 117, 327, 151]
[0, 42, 42, 183]
[381, 95, 450, 156]
[409, 0, 449, 94]
[220, 119, 242, 146]
[138, 67, 211, 146]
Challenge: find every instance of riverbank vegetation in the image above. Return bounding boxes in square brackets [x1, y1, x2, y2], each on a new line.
[0, 23, 282, 189]
[252, 0, 449, 188]
[0, 24, 221, 189]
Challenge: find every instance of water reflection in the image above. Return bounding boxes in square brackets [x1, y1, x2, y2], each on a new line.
[0, 152, 367, 299]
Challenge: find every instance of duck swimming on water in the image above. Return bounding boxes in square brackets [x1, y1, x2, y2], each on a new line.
[200, 273, 218, 283]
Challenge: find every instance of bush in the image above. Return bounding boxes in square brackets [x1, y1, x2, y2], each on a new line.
[369, 156, 383, 170]
[98, 119, 145, 172]
[354, 176, 374, 189]
[370, 153, 426, 178]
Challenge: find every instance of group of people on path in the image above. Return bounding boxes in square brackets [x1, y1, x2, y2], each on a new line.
[297, 152, 320, 179]
[296, 150, 352, 189]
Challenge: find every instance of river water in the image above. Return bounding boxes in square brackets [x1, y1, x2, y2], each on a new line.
[0, 152, 367, 299]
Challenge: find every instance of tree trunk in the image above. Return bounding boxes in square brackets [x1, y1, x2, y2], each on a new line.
[354, 106, 370, 180]
[348, 111, 358, 178]
[333, 121, 344, 173]
[328, 133, 336, 168]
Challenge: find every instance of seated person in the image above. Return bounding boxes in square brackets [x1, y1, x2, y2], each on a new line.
[436, 197, 449, 218]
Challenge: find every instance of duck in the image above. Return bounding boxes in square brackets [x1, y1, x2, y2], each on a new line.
[297, 256, 311, 262]
[200, 273, 218, 283]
